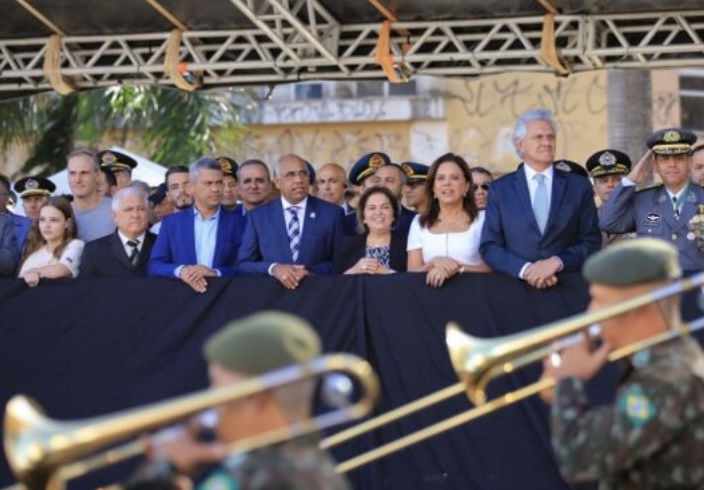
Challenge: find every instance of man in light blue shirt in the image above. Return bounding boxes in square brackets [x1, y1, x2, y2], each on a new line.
[148, 158, 245, 292]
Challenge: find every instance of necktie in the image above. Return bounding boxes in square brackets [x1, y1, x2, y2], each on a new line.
[533, 174, 549, 234]
[287, 206, 301, 262]
[673, 196, 680, 220]
[127, 239, 140, 267]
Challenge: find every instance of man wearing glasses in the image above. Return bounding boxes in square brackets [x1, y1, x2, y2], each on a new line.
[236, 154, 345, 289]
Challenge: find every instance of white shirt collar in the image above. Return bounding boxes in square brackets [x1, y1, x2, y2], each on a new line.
[281, 196, 308, 211]
[523, 163, 554, 182]
[117, 230, 146, 247]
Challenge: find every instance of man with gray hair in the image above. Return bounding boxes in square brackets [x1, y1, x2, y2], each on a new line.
[148, 157, 246, 292]
[81, 185, 156, 277]
[480, 108, 600, 289]
[67, 148, 115, 242]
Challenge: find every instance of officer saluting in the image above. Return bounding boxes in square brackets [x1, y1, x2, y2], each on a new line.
[600, 128, 704, 274]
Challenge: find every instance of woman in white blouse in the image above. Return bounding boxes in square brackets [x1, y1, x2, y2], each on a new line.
[18, 196, 85, 287]
[407, 153, 490, 287]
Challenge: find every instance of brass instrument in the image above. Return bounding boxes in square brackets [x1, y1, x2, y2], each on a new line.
[330, 273, 704, 473]
[3, 353, 379, 490]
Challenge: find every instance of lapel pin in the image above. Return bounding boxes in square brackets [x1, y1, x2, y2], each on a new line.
[310, 212, 316, 219]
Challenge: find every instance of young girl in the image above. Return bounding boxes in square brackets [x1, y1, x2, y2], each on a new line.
[18, 196, 85, 287]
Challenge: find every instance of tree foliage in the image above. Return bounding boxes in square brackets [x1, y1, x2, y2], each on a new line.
[0, 86, 249, 176]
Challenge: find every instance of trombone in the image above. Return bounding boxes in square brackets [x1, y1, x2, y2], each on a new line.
[3, 353, 379, 490]
[327, 271, 704, 473]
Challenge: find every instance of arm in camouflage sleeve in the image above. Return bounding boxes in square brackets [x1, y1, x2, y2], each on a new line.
[550, 375, 689, 483]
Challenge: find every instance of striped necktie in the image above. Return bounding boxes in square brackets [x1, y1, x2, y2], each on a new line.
[287, 206, 301, 262]
[127, 239, 140, 267]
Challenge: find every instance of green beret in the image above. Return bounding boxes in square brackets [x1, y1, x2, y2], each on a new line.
[204, 312, 321, 375]
[583, 238, 681, 286]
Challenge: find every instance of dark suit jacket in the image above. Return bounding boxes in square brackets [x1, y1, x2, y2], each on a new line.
[147, 206, 245, 278]
[344, 205, 416, 236]
[80, 230, 157, 277]
[333, 233, 407, 273]
[480, 164, 600, 278]
[236, 196, 345, 276]
[10, 213, 31, 256]
[0, 214, 18, 276]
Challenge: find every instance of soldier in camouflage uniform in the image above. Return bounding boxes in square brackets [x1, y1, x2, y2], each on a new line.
[539, 238, 704, 489]
[126, 312, 350, 490]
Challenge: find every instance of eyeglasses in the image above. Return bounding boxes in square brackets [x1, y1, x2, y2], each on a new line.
[473, 183, 490, 191]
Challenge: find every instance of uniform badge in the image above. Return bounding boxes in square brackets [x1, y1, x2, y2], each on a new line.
[555, 161, 570, 172]
[618, 385, 656, 426]
[663, 130, 681, 143]
[218, 158, 233, 174]
[368, 154, 385, 168]
[25, 178, 38, 190]
[687, 204, 704, 251]
[645, 213, 661, 223]
[402, 164, 414, 177]
[100, 151, 117, 165]
[598, 151, 617, 168]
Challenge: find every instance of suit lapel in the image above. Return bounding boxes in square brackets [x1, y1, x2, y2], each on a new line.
[182, 207, 198, 264]
[512, 166, 540, 232]
[298, 198, 319, 265]
[270, 200, 294, 261]
[212, 208, 228, 266]
[545, 170, 567, 234]
[109, 231, 132, 268]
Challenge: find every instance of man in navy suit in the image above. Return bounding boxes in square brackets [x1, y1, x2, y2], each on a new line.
[148, 158, 245, 292]
[236, 154, 345, 290]
[480, 109, 600, 289]
[81, 186, 157, 277]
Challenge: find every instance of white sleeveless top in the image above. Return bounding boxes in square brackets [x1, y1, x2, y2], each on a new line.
[406, 211, 485, 266]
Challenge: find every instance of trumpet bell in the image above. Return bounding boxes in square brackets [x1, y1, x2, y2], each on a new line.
[446, 323, 490, 405]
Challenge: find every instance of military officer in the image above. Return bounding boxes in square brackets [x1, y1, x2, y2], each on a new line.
[586, 149, 634, 248]
[126, 312, 350, 490]
[217, 156, 239, 211]
[97, 149, 138, 190]
[14, 176, 56, 221]
[600, 128, 704, 273]
[401, 161, 429, 214]
[540, 238, 704, 489]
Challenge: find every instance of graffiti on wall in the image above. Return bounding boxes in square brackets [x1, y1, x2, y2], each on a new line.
[235, 72, 609, 172]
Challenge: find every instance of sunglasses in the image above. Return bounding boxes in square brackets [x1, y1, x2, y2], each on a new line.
[473, 183, 490, 191]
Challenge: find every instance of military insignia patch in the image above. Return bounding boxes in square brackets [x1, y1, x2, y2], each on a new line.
[25, 178, 38, 189]
[618, 385, 656, 426]
[100, 151, 117, 165]
[402, 163, 414, 176]
[219, 157, 233, 174]
[369, 154, 385, 168]
[555, 161, 570, 172]
[599, 151, 617, 167]
[663, 130, 681, 143]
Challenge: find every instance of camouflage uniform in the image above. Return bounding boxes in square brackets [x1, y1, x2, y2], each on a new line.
[198, 436, 349, 490]
[551, 336, 704, 489]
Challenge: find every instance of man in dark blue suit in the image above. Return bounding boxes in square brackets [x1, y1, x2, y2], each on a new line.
[148, 158, 245, 292]
[0, 174, 31, 256]
[480, 109, 600, 289]
[236, 154, 345, 290]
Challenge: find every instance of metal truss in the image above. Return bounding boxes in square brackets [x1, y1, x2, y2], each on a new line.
[2, 8, 704, 96]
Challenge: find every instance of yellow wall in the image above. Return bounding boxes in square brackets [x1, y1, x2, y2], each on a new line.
[238, 71, 609, 175]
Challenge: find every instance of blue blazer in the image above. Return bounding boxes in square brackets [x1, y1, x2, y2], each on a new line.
[480, 165, 600, 278]
[236, 196, 345, 276]
[10, 213, 31, 256]
[147, 207, 245, 279]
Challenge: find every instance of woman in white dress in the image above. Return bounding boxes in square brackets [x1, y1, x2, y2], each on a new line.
[18, 196, 85, 287]
[407, 153, 490, 287]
